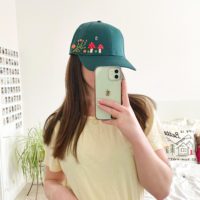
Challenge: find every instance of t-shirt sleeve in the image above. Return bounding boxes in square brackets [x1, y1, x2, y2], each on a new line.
[44, 120, 62, 172]
[146, 109, 169, 151]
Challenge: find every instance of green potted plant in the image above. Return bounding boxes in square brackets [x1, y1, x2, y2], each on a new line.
[15, 124, 45, 199]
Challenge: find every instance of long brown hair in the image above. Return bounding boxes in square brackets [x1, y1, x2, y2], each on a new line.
[43, 55, 157, 162]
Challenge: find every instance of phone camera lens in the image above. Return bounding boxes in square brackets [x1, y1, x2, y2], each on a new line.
[115, 75, 118, 79]
[114, 69, 119, 73]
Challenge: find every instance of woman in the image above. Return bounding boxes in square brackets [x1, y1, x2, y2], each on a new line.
[43, 21, 172, 200]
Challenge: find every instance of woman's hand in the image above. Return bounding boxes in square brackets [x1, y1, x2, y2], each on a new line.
[98, 79, 143, 142]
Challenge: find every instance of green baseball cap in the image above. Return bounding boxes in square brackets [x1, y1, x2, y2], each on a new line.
[69, 20, 136, 71]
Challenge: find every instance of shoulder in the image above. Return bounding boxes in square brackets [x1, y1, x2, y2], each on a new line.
[49, 120, 61, 148]
[144, 107, 157, 136]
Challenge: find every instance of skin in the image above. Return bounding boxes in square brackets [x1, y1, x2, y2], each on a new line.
[44, 169, 78, 200]
[44, 64, 172, 200]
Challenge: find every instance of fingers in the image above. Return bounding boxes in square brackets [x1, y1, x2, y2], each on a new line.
[98, 99, 124, 112]
[98, 103, 120, 118]
[122, 79, 130, 107]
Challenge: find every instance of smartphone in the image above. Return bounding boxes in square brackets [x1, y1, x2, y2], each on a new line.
[95, 66, 122, 120]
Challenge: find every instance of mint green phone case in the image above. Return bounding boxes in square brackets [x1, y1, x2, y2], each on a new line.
[95, 66, 122, 120]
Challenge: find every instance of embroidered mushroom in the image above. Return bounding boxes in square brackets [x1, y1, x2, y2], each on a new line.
[98, 44, 104, 53]
[88, 42, 96, 53]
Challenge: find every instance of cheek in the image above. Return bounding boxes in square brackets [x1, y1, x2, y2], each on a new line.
[88, 74, 95, 88]
[82, 66, 95, 88]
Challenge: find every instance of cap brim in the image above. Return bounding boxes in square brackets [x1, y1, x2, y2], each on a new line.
[78, 55, 136, 71]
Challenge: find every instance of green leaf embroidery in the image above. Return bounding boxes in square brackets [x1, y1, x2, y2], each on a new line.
[71, 39, 87, 53]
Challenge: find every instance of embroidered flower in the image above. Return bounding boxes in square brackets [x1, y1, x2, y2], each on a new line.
[71, 44, 76, 49]
[71, 39, 87, 53]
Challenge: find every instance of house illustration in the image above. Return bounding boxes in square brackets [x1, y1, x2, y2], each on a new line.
[176, 143, 189, 156]
[165, 134, 195, 158]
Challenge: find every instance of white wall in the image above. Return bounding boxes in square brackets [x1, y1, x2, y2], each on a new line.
[0, 0, 19, 48]
[15, 0, 200, 130]
[0, 0, 25, 199]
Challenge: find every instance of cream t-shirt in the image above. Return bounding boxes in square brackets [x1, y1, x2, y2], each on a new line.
[44, 109, 169, 200]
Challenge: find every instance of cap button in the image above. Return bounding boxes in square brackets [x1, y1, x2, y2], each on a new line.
[97, 20, 102, 23]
